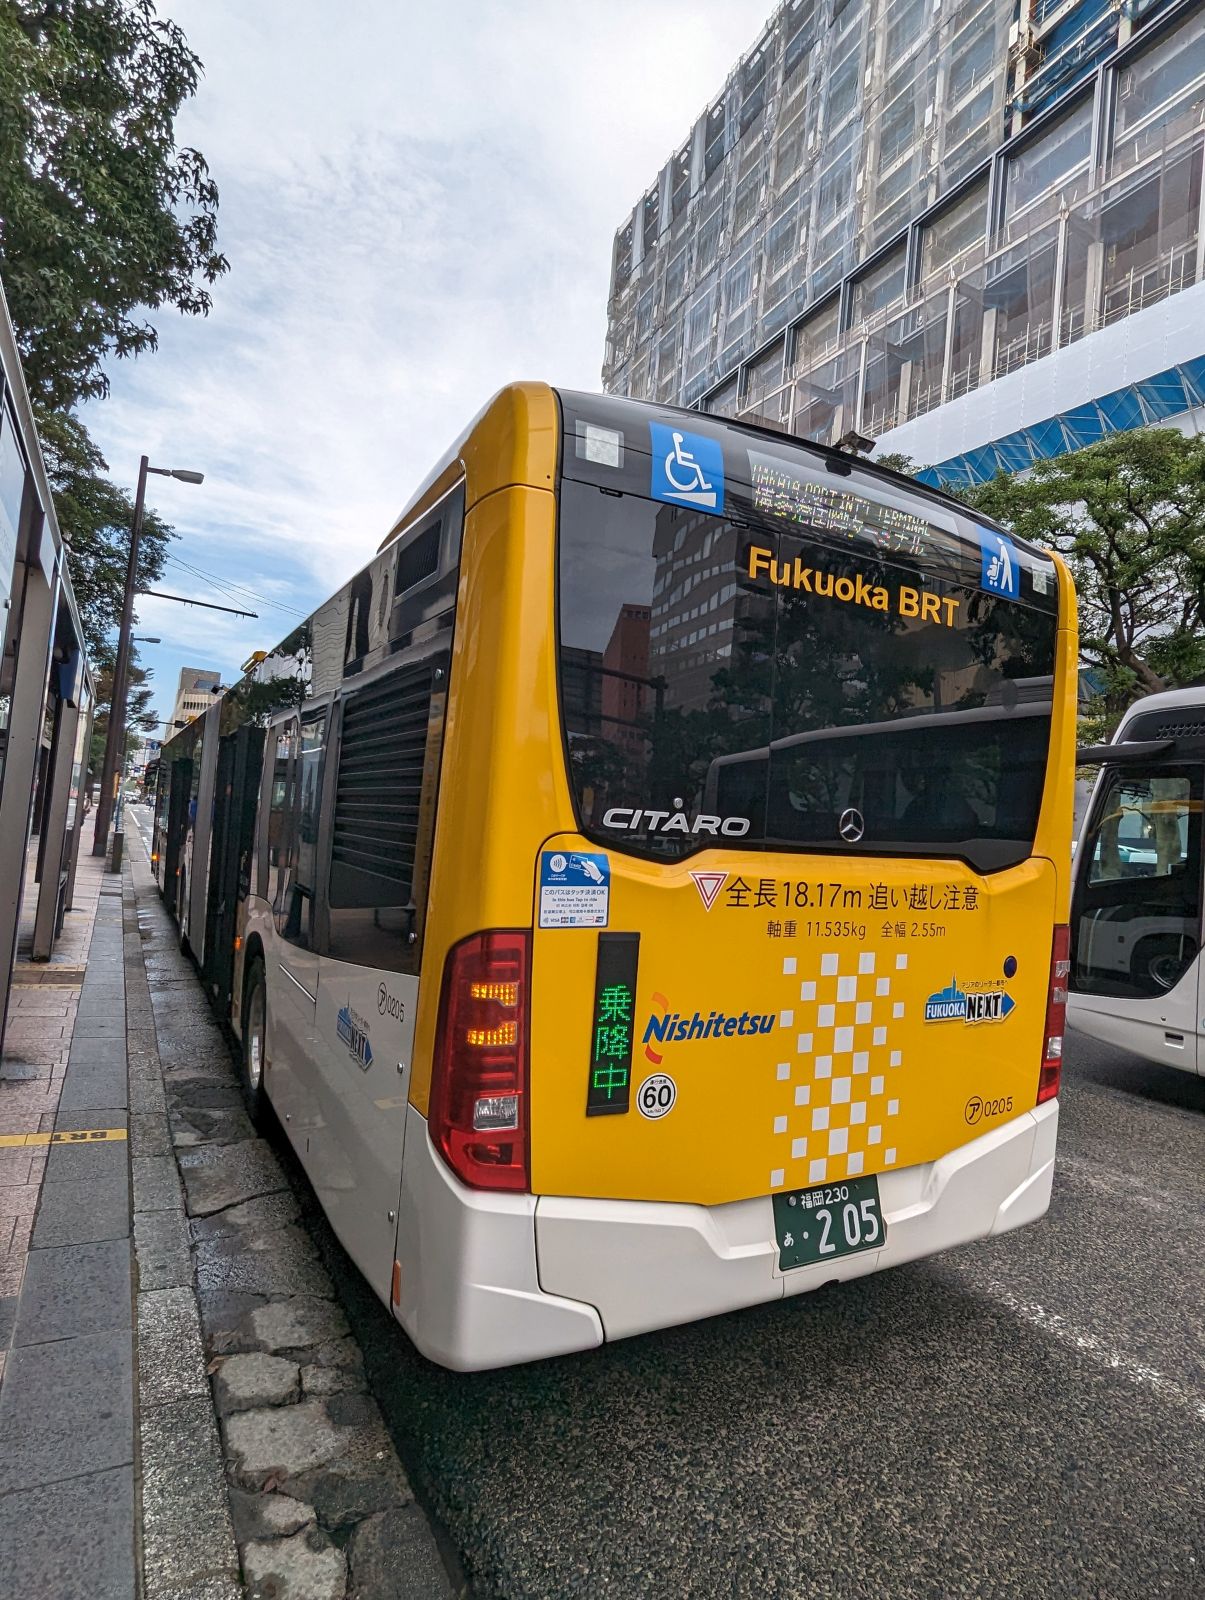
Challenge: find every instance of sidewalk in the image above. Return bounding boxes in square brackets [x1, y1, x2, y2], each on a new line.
[1, 847, 108, 1385]
[0, 848, 143, 1594]
[0, 816, 454, 1599]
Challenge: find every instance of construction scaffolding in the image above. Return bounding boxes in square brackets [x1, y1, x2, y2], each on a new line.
[603, 0, 1201, 455]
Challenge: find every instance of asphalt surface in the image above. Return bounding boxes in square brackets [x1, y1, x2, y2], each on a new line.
[296, 1031, 1205, 1600]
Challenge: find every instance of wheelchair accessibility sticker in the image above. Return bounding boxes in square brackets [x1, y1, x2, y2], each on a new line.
[979, 528, 1020, 599]
[649, 424, 724, 514]
[539, 850, 611, 929]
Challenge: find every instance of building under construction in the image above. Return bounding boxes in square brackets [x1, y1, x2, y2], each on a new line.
[603, 0, 1205, 484]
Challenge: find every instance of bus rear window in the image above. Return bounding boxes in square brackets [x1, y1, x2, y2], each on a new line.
[556, 477, 1059, 873]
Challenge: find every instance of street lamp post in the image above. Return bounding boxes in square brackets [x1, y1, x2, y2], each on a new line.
[92, 457, 203, 862]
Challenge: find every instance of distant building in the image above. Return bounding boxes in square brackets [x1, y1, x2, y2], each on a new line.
[604, 0, 1205, 486]
[170, 666, 222, 731]
[601, 603, 652, 754]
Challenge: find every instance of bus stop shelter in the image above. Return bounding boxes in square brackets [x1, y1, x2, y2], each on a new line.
[0, 277, 95, 1060]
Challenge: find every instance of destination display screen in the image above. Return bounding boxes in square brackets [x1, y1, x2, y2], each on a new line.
[746, 449, 963, 565]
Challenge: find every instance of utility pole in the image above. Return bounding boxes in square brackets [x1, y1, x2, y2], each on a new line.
[92, 457, 203, 862]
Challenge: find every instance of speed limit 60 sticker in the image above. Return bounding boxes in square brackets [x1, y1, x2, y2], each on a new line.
[637, 1073, 677, 1120]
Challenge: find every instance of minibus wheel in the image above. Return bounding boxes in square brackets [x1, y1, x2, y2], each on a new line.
[241, 956, 269, 1127]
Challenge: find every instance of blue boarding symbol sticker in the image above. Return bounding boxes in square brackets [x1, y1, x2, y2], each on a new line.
[980, 528, 1020, 599]
[649, 423, 724, 515]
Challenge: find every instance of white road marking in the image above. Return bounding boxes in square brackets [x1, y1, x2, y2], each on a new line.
[1055, 1154, 1183, 1219]
[983, 1280, 1205, 1424]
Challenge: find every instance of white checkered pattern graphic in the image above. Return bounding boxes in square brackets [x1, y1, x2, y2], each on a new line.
[769, 949, 908, 1189]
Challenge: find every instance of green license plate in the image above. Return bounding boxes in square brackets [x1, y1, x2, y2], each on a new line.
[773, 1175, 886, 1271]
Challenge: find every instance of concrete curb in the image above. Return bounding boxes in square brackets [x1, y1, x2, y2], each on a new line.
[125, 820, 455, 1600]
[124, 866, 242, 1600]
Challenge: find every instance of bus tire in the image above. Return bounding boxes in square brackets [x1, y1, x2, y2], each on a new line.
[1131, 934, 1194, 994]
[241, 956, 270, 1128]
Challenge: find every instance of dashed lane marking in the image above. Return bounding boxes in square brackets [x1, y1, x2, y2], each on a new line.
[1056, 1153, 1188, 1219]
[983, 1280, 1205, 1424]
[0, 1128, 128, 1148]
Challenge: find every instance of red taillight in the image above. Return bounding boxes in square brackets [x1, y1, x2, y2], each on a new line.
[1038, 924, 1070, 1104]
[429, 930, 530, 1191]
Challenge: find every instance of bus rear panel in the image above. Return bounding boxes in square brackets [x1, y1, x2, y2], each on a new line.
[398, 390, 1077, 1367]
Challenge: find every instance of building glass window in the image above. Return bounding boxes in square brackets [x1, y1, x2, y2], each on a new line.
[1004, 99, 1093, 224]
[849, 243, 907, 327]
[920, 180, 988, 282]
[1115, 9, 1205, 145]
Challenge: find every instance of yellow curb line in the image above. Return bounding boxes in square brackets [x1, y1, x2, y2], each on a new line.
[0, 1128, 128, 1148]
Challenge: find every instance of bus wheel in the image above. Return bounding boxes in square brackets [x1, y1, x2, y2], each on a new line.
[1132, 935, 1194, 993]
[242, 957, 269, 1126]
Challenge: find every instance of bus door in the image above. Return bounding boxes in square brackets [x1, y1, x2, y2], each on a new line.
[164, 756, 192, 921]
[262, 713, 323, 1133]
[204, 727, 265, 1019]
[1071, 762, 1204, 1071]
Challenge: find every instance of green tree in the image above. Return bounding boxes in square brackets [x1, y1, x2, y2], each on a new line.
[89, 657, 157, 772]
[959, 430, 1205, 727]
[38, 410, 172, 660]
[0, 0, 228, 411]
[0, 0, 227, 762]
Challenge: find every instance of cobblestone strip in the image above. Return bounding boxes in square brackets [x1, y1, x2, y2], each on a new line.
[125, 823, 453, 1600]
[124, 869, 243, 1600]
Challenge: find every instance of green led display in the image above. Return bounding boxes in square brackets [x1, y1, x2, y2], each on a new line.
[586, 932, 639, 1117]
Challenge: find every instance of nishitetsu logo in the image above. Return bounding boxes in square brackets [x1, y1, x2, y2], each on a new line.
[642, 991, 775, 1063]
[337, 1004, 374, 1069]
[924, 977, 1016, 1025]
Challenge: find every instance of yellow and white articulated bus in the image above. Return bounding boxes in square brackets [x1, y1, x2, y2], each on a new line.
[154, 385, 1078, 1370]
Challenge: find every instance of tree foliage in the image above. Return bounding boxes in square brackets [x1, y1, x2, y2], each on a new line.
[958, 430, 1205, 729]
[0, 0, 227, 741]
[89, 657, 156, 772]
[880, 430, 1205, 735]
[0, 0, 228, 411]
[37, 409, 172, 662]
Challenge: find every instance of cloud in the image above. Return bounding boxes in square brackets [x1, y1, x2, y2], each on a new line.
[82, 0, 772, 726]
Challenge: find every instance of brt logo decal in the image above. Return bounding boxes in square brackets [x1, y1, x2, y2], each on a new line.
[649, 423, 724, 514]
[337, 1003, 374, 1069]
[924, 977, 1016, 1025]
[642, 991, 775, 1063]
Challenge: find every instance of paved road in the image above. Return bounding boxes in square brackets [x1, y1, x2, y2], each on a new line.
[306, 1034, 1205, 1599]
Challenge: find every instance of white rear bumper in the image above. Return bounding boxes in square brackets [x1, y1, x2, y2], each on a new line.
[393, 1100, 1058, 1370]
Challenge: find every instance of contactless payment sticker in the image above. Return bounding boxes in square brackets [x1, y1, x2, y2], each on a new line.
[540, 851, 611, 929]
[649, 423, 725, 514]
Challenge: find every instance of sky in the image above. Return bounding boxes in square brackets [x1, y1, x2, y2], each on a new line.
[79, 0, 773, 736]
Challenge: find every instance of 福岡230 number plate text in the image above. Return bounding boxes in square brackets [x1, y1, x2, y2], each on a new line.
[772, 1175, 886, 1271]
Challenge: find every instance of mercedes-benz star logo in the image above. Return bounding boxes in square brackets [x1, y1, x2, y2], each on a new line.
[838, 807, 865, 843]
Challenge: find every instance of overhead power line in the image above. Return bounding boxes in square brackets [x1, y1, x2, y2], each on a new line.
[162, 552, 307, 620]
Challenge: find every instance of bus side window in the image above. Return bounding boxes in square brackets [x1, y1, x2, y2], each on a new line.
[1075, 767, 1203, 998]
[284, 709, 327, 950]
[264, 721, 296, 920]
